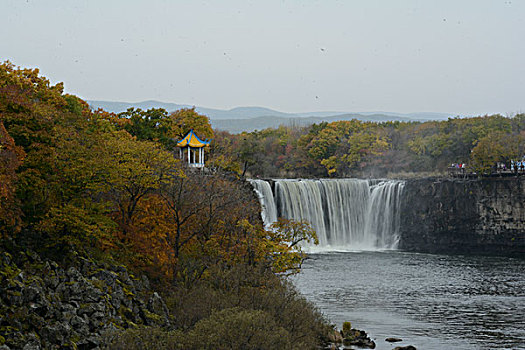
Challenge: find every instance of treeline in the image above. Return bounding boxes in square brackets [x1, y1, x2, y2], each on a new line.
[0, 62, 327, 348]
[210, 113, 525, 178]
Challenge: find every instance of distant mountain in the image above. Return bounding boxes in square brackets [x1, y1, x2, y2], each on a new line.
[211, 113, 417, 133]
[87, 100, 346, 120]
[87, 99, 455, 133]
[88, 100, 193, 114]
[356, 111, 459, 120]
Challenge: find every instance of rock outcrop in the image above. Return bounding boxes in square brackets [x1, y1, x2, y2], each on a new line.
[0, 249, 170, 349]
[399, 177, 525, 256]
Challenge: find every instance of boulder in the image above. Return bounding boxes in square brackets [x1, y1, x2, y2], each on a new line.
[342, 328, 376, 349]
[40, 323, 71, 347]
[148, 292, 168, 315]
[386, 337, 403, 342]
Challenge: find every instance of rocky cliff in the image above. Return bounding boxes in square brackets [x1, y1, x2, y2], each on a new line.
[398, 177, 525, 256]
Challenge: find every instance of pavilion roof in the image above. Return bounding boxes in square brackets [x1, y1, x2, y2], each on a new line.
[176, 129, 210, 148]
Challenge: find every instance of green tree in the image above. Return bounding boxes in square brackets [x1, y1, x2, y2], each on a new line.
[470, 131, 525, 174]
[119, 108, 173, 147]
[168, 107, 213, 141]
[267, 218, 318, 274]
[236, 132, 262, 177]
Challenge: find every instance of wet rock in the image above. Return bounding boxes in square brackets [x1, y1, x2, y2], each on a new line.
[342, 329, 376, 349]
[394, 346, 417, 350]
[386, 337, 403, 342]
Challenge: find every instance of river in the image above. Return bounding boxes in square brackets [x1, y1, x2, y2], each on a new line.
[291, 251, 525, 350]
[249, 178, 524, 349]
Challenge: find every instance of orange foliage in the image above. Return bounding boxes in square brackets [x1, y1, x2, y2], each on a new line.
[119, 173, 264, 283]
[0, 121, 24, 235]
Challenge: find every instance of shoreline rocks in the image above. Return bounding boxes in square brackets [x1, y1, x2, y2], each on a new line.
[340, 322, 376, 349]
[393, 346, 417, 350]
[0, 249, 170, 349]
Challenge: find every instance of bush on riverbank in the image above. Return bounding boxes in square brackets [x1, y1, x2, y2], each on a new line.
[106, 264, 330, 349]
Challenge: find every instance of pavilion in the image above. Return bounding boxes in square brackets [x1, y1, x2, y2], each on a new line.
[176, 129, 210, 168]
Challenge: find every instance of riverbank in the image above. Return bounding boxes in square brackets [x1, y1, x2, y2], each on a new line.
[0, 241, 333, 349]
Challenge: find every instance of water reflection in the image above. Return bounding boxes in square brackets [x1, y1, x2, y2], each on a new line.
[291, 252, 525, 350]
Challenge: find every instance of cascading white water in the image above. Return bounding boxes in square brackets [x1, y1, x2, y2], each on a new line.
[251, 178, 404, 251]
[249, 179, 278, 227]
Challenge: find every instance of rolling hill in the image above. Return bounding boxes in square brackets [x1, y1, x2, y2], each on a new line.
[87, 100, 455, 133]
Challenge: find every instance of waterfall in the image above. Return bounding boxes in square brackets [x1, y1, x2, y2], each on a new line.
[251, 178, 405, 251]
[249, 179, 278, 227]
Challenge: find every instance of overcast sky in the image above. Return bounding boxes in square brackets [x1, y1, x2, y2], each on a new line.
[1, 0, 524, 115]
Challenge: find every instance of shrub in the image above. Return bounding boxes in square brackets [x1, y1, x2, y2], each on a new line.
[103, 327, 186, 350]
[186, 307, 291, 350]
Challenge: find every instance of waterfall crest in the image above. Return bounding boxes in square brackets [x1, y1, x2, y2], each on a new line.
[249, 179, 278, 226]
[251, 179, 404, 251]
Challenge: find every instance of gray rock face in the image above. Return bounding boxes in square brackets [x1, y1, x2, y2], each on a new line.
[399, 177, 525, 256]
[0, 250, 170, 349]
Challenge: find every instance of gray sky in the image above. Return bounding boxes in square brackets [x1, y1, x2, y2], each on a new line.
[1, 0, 524, 115]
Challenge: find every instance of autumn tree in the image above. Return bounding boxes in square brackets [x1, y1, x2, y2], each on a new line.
[304, 121, 390, 176]
[93, 131, 180, 235]
[207, 130, 241, 174]
[0, 121, 24, 236]
[158, 173, 260, 283]
[267, 218, 318, 274]
[470, 131, 525, 174]
[0, 61, 78, 223]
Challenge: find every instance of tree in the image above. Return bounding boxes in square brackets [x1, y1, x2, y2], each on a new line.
[305, 121, 390, 176]
[156, 173, 261, 283]
[118, 108, 173, 148]
[236, 132, 262, 177]
[0, 121, 24, 235]
[93, 131, 180, 236]
[470, 131, 525, 175]
[267, 218, 318, 274]
[0, 61, 72, 222]
[207, 130, 241, 174]
[168, 107, 213, 141]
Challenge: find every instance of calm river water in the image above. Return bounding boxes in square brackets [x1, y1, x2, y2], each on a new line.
[291, 251, 525, 350]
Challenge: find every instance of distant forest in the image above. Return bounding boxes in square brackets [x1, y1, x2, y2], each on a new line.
[211, 113, 525, 178]
[95, 101, 525, 180]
